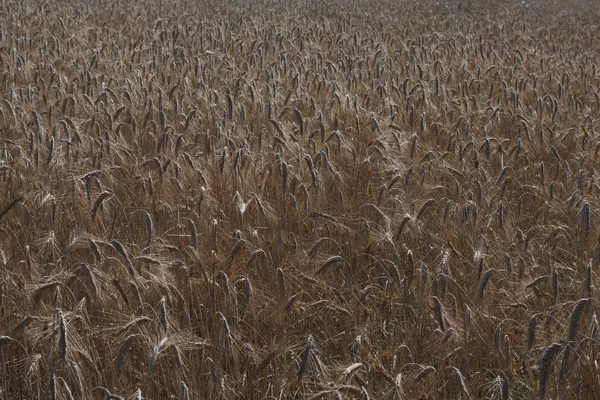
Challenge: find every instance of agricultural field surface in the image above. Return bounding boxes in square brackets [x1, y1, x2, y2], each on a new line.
[1, 0, 600, 398]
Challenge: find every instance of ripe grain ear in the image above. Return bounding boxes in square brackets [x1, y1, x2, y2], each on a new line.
[143, 211, 153, 253]
[415, 199, 435, 221]
[582, 200, 590, 238]
[478, 269, 493, 299]
[188, 219, 198, 250]
[539, 343, 562, 400]
[91, 191, 113, 221]
[432, 297, 446, 332]
[57, 310, 67, 361]
[0, 197, 23, 222]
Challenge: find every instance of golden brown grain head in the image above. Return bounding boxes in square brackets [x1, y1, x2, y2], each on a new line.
[2, 0, 600, 397]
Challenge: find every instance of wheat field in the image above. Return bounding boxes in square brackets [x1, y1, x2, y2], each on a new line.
[1, 0, 600, 398]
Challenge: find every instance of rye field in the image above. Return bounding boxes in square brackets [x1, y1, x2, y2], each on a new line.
[1, 0, 600, 398]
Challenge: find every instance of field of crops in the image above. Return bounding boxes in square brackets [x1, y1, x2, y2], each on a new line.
[1, 0, 600, 398]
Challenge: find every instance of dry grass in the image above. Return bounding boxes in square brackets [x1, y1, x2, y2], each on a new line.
[1, 0, 600, 398]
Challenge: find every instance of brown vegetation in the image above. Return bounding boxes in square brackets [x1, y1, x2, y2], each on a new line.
[1, 0, 600, 398]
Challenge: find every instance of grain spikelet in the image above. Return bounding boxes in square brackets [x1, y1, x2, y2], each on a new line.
[504, 254, 512, 274]
[592, 312, 599, 339]
[285, 292, 302, 312]
[342, 362, 364, 378]
[432, 297, 445, 331]
[316, 256, 343, 274]
[395, 215, 411, 240]
[270, 119, 285, 137]
[50, 371, 56, 400]
[559, 345, 571, 383]
[394, 373, 404, 398]
[88, 239, 101, 263]
[159, 296, 168, 333]
[91, 191, 113, 221]
[568, 298, 588, 342]
[150, 337, 169, 373]
[116, 334, 139, 378]
[350, 334, 361, 359]
[539, 343, 562, 399]
[246, 249, 266, 267]
[181, 381, 190, 400]
[110, 240, 134, 276]
[143, 211, 153, 254]
[479, 269, 493, 299]
[188, 219, 198, 250]
[584, 260, 592, 297]
[309, 211, 338, 223]
[582, 200, 590, 238]
[298, 335, 314, 381]
[11, 316, 37, 334]
[120, 317, 151, 334]
[57, 310, 67, 360]
[415, 199, 435, 221]
[528, 314, 537, 350]
[361, 385, 370, 400]
[80, 263, 98, 299]
[451, 367, 470, 399]
[526, 276, 547, 288]
[0, 196, 23, 222]
[414, 365, 436, 382]
[406, 249, 414, 283]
